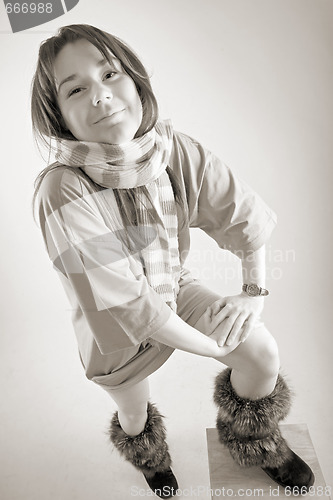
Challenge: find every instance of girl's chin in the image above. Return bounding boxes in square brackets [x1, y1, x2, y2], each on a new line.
[95, 126, 138, 144]
[70, 125, 140, 144]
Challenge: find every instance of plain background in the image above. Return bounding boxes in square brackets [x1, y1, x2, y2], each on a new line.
[1, 1, 332, 499]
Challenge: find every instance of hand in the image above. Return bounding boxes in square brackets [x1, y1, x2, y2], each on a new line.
[202, 292, 264, 347]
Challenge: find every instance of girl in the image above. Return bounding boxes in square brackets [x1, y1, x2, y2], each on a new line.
[31, 24, 314, 499]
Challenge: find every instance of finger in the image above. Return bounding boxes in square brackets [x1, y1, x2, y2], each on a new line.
[205, 306, 212, 320]
[210, 303, 232, 331]
[214, 314, 239, 346]
[225, 314, 247, 346]
[210, 299, 226, 315]
[239, 314, 255, 343]
[202, 307, 214, 333]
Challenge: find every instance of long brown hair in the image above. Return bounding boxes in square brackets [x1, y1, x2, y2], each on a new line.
[31, 24, 186, 232]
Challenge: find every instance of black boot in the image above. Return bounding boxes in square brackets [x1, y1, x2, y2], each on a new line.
[213, 368, 314, 490]
[109, 402, 178, 499]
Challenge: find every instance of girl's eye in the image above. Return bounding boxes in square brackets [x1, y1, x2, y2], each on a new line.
[68, 87, 82, 97]
[105, 71, 116, 79]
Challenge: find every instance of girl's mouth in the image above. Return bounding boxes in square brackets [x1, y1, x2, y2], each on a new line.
[94, 109, 125, 124]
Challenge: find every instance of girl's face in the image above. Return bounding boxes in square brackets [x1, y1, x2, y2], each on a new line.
[54, 39, 143, 144]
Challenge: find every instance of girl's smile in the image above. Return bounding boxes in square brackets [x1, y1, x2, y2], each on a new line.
[93, 109, 125, 125]
[54, 39, 143, 144]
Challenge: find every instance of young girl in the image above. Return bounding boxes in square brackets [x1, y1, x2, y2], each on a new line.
[31, 24, 314, 499]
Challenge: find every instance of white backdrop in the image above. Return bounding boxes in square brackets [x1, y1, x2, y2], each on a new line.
[1, 1, 332, 498]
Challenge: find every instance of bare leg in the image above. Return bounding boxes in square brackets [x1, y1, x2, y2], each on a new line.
[105, 378, 150, 435]
[218, 323, 280, 398]
[194, 315, 280, 399]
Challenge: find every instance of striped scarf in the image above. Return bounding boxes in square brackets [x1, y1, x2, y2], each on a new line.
[55, 120, 180, 310]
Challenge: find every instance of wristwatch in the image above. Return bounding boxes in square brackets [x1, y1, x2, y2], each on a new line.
[242, 283, 269, 297]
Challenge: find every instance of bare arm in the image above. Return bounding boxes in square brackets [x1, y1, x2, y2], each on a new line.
[151, 246, 267, 355]
[150, 310, 224, 357]
[204, 245, 267, 346]
[241, 244, 266, 288]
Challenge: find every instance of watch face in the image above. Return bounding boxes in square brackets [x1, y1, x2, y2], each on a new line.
[247, 284, 260, 296]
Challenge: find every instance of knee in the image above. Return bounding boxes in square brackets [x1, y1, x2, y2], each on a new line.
[117, 402, 148, 436]
[118, 400, 148, 420]
[253, 333, 280, 378]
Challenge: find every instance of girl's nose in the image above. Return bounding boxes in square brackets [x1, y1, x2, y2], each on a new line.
[92, 84, 113, 106]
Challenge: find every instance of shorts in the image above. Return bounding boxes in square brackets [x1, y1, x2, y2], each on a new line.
[91, 277, 223, 394]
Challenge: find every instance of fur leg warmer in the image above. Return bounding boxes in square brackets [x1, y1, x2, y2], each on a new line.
[213, 368, 292, 468]
[109, 402, 178, 498]
[213, 368, 314, 489]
